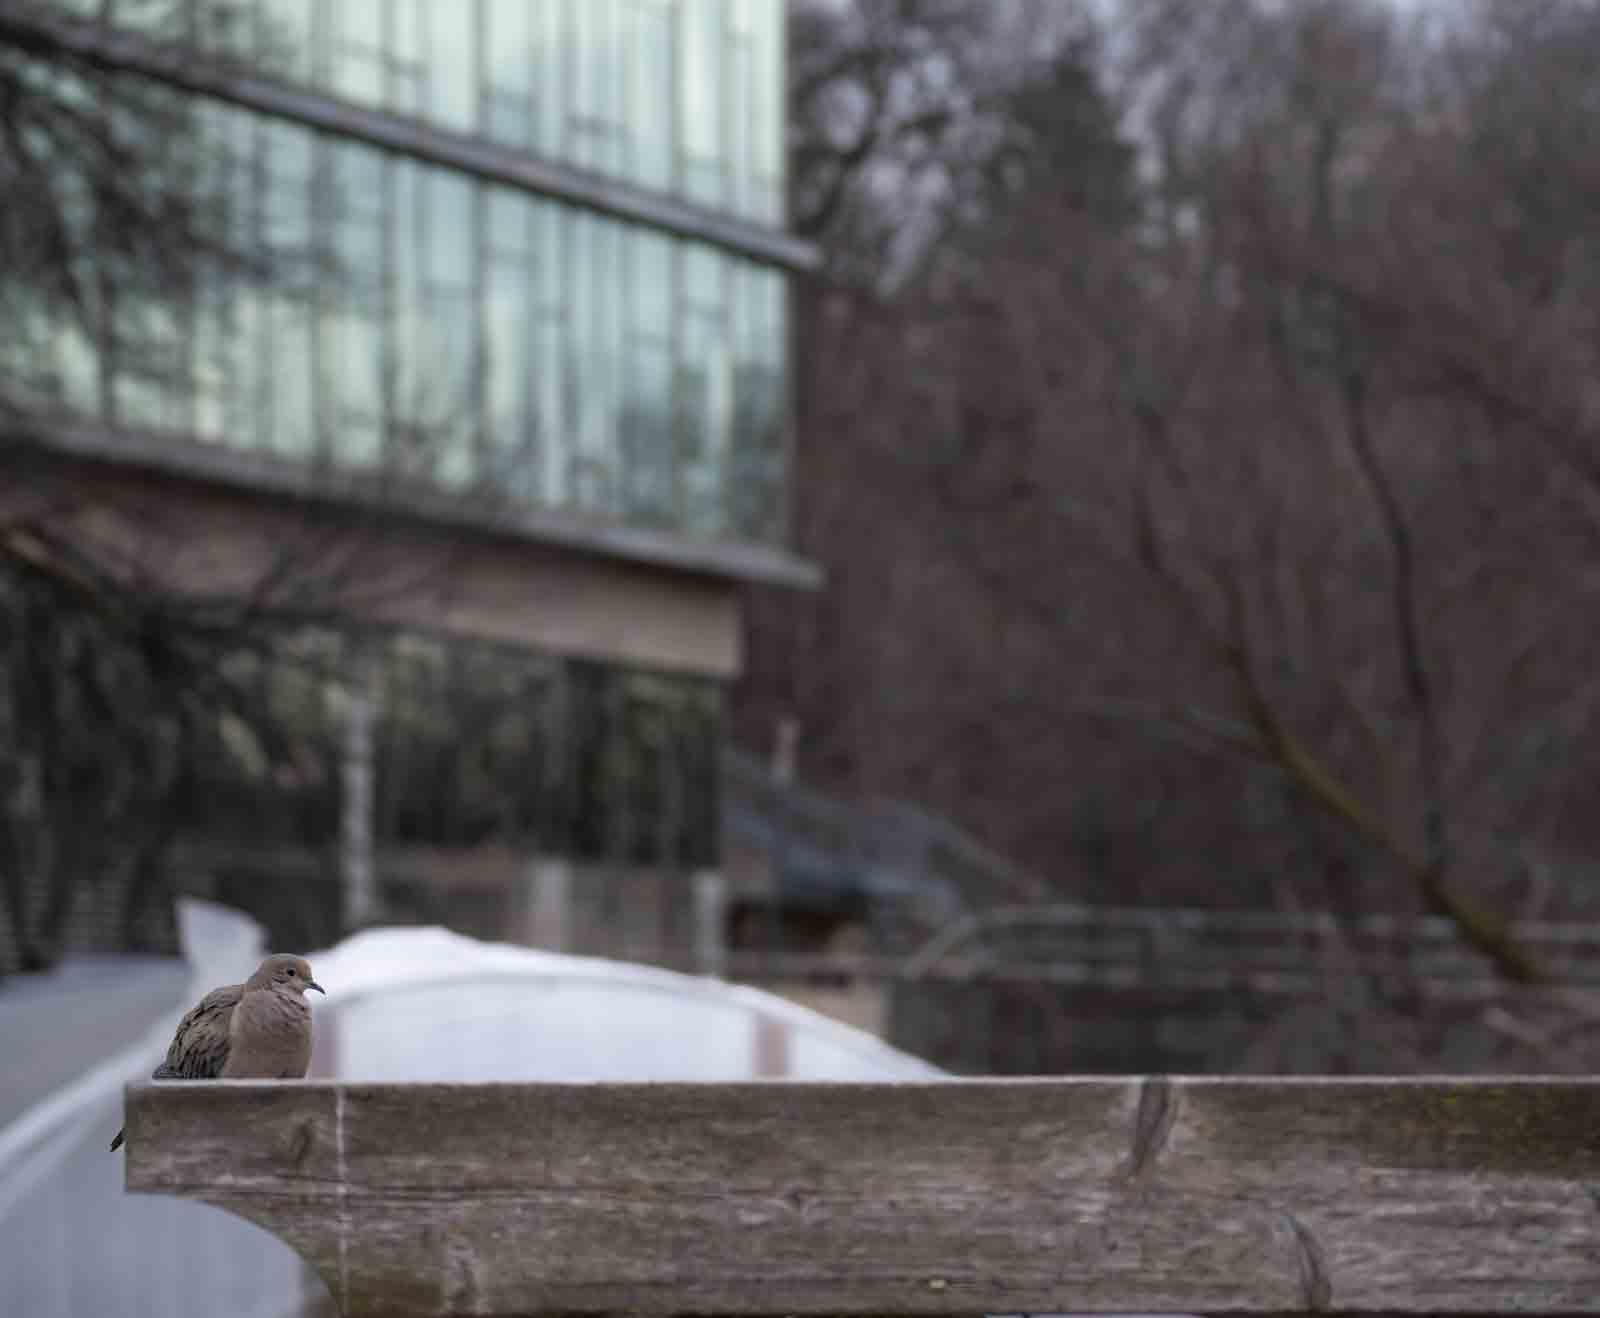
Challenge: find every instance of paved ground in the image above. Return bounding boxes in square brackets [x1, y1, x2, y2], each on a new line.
[0, 957, 187, 1129]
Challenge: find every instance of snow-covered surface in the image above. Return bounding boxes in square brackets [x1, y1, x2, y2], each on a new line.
[314, 925, 942, 1081]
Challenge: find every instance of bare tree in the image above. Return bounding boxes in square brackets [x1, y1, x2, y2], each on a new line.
[741, 0, 1600, 1021]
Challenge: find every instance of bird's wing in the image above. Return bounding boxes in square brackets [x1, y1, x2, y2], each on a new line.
[151, 984, 242, 1079]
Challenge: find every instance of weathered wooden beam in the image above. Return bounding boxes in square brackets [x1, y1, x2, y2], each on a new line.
[123, 1078, 1600, 1317]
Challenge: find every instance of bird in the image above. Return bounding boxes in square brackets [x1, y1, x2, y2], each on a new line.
[109, 953, 325, 1152]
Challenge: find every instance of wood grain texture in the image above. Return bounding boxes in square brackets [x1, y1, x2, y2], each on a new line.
[123, 1078, 1600, 1317]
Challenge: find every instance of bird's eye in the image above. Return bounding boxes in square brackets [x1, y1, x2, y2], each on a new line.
[287, 967, 297, 976]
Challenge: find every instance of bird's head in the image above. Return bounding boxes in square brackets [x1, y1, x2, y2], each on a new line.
[249, 953, 325, 997]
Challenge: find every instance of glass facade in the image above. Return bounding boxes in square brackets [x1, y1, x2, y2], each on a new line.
[59, 1, 783, 223]
[251, 0, 781, 225]
[18, 0, 791, 546]
[191, 628, 720, 868]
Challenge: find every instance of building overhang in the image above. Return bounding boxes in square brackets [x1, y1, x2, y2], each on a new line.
[11, 419, 822, 593]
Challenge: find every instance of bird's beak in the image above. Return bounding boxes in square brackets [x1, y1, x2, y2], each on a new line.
[307, 979, 326, 995]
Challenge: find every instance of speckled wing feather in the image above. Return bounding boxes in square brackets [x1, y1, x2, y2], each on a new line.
[152, 983, 243, 1079]
[109, 981, 245, 1151]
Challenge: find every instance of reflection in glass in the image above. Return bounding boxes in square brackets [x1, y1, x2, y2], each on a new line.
[427, 2, 478, 133]
[725, 32, 751, 218]
[325, 307, 383, 460]
[331, 0, 384, 105]
[53, 321, 101, 416]
[486, 186, 531, 260]
[571, 0, 620, 176]
[568, 213, 621, 516]
[214, 285, 264, 449]
[530, 0, 567, 161]
[631, 2, 675, 195]
[268, 295, 315, 460]
[423, 291, 479, 487]
[623, 344, 675, 525]
[424, 170, 475, 289]
[729, 266, 786, 537]
[259, 0, 317, 84]
[261, 120, 315, 255]
[390, 0, 426, 118]
[634, 229, 672, 343]
[484, 0, 534, 148]
[678, 0, 724, 208]
[24, 49, 790, 545]
[330, 143, 386, 291]
[484, 190, 533, 498]
[94, 0, 787, 225]
[484, 279, 531, 492]
[197, 0, 256, 62]
[751, 0, 784, 223]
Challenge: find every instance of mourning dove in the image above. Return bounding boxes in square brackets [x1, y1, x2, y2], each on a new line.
[109, 953, 325, 1152]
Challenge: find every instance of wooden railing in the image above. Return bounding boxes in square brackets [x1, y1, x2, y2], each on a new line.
[123, 1078, 1600, 1316]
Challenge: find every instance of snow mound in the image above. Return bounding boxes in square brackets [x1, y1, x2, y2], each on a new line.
[308, 925, 945, 1082]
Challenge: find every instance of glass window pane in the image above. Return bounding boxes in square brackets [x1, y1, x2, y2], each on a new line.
[484, 0, 534, 147]
[572, 0, 621, 174]
[534, 315, 567, 505]
[635, 229, 672, 343]
[198, 0, 256, 63]
[261, 120, 314, 255]
[622, 345, 674, 524]
[682, 244, 722, 313]
[484, 268, 532, 493]
[390, 0, 426, 117]
[392, 157, 421, 299]
[390, 158, 424, 434]
[730, 265, 786, 537]
[569, 214, 618, 514]
[336, 0, 382, 47]
[676, 241, 733, 535]
[533, 199, 562, 317]
[267, 295, 315, 459]
[486, 187, 531, 259]
[113, 371, 177, 431]
[395, 294, 476, 484]
[679, 0, 724, 206]
[425, 170, 475, 289]
[110, 0, 186, 39]
[324, 307, 384, 467]
[428, 297, 478, 486]
[332, 0, 385, 105]
[53, 319, 101, 416]
[259, 0, 317, 83]
[630, 0, 674, 192]
[411, 173, 479, 486]
[337, 308, 384, 420]
[219, 284, 266, 450]
[330, 144, 386, 290]
[532, 1, 567, 160]
[726, 34, 752, 218]
[428, 1, 479, 132]
[751, 0, 783, 222]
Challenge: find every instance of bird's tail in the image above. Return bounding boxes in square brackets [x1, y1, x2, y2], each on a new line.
[109, 1127, 125, 1152]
